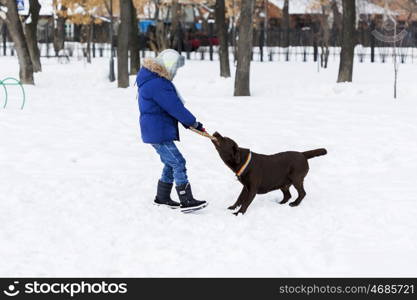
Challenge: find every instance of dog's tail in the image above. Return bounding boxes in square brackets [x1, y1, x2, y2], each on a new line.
[303, 148, 327, 159]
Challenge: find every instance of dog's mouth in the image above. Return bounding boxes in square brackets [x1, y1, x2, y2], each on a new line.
[212, 132, 222, 146]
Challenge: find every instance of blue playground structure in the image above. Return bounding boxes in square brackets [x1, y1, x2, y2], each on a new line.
[1, 77, 26, 110]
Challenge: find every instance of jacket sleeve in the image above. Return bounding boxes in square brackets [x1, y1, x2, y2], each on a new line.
[153, 79, 197, 127]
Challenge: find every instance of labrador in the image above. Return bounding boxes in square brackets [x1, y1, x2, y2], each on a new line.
[212, 132, 327, 215]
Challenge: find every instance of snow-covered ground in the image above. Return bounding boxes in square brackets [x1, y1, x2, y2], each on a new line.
[1, 56, 416, 277]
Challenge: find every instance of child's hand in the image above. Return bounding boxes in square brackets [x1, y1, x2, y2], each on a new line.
[192, 122, 205, 132]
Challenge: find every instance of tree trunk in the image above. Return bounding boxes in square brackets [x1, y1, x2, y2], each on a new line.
[53, 6, 66, 56]
[1, 23, 7, 56]
[118, 0, 131, 88]
[282, 0, 290, 48]
[86, 24, 93, 64]
[370, 20, 375, 63]
[129, 0, 140, 75]
[320, 9, 330, 68]
[215, 0, 230, 78]
[337, 0, 355, 83]
[234, 0, 254, 96]
[5, 0, 34, 84]
[259, 22, 265, 62]
[153, 0, 160, 20]
[170, 0, 181, 50]
[155, 20, 168, 51]
[331, 0, 342, 45]
[24, 0, 42, 72]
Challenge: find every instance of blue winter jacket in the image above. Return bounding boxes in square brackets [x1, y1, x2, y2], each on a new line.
[136, 66, 196, 144]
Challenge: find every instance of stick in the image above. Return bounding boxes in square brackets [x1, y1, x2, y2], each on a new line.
[189, 127, 218, 141]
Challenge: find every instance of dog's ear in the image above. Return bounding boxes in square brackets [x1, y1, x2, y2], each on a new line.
[232, 143, 240, 164]
[213, 132, 222, 138]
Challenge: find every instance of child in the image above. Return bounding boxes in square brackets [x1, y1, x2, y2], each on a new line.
[136, 49, 207, 212]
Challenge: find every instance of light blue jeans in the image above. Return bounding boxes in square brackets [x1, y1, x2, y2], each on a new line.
[151, 141, 188, 186]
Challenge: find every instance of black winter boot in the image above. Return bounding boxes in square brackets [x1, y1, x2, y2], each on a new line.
[175, 183, 208, 213]
[154, 180, 180, 209]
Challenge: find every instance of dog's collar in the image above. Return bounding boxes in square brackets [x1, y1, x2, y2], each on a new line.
[236, 151, 252, 178]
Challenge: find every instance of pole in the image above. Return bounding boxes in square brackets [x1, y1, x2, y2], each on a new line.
[264, 0, 268, 53]
[2, 24, 6, 56]
[393, 23, 397, 99]
[209, 21, 213, 61]
[46, 20, 49, 58]
[109, 0, 115, 82]
[232, 0, 236, 62]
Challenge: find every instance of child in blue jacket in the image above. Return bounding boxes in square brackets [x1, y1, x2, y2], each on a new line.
[136, 49, 207, 212]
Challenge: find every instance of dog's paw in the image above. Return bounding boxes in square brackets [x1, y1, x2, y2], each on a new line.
[228, 205, 237, 210]
[289, 201, 300, 207]
[233, 210, 246, 216]
[279, 199, 290, 204]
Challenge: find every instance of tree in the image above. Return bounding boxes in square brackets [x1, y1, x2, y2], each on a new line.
[82, 21, 94, 63]
[53, 3, 67, 56]
[282, 0, 289, 47]
[1, 0, 34, 84]
[154, 19, 169, 52]
[215, 0, 230, 78]
[314, 1, 331, 68]
[234, 0, 254, 96]
[118, 0, 131, 88]
[170, 0, 183, 51]
[331, 0, 342, 45]
[56, 0, 107, 62]
[129, 0, 140, 75]
[24, 0, 42, 72]
[337, 0, 355, 83]
[280, 0, 290, 61]
[0, 21, 6, 56]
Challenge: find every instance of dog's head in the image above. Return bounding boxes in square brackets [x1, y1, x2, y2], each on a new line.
[212, 132, 241, 166]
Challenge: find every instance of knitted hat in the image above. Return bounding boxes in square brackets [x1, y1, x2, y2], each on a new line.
[155, 49, 185, 79]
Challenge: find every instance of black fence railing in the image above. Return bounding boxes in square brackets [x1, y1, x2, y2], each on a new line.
[1, 25, 417, 64]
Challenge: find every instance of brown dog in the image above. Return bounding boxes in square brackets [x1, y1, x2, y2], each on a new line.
[212, 132, 327, 215]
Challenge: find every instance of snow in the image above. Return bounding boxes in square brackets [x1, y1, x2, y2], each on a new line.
[20, 0, 53, 16]
[0, 11, 6, 21]
[270, 0, 388, 15]
[1, 56, 417, 277]
[270, 0, 322, 14]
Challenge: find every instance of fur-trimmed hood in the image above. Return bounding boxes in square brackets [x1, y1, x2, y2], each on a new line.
[141, 58, 172, 81]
